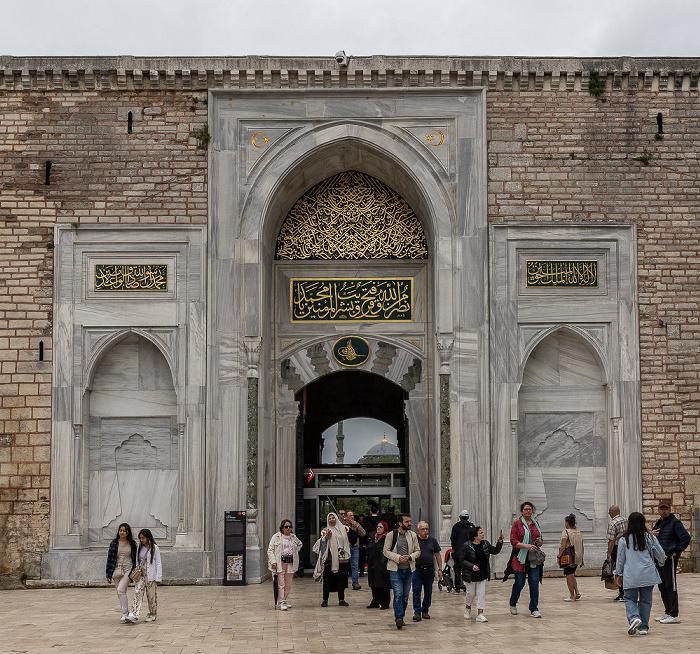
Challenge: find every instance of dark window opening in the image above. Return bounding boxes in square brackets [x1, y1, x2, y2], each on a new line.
[656, 112, 664, 134]
[127, 111, 133, 134]
[39, 340, 44, 361]
[45, 161, 52, 185]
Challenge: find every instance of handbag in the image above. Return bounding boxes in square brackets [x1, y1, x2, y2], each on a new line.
[129, 564, 142, 583]
[528, 546, 546, 565]
[558, 530, 575, 567]
[601, 559, 614, 581]
[280, 554, 294, 564]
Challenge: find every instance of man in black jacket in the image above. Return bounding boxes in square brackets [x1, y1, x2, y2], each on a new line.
[450, 509, 475, 593]
[651, 500, 691, 624]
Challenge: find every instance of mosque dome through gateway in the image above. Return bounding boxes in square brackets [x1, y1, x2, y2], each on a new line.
[357, 433, 400, 464]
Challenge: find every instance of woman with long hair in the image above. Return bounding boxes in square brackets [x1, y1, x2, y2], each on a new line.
[615, 512, 666, 635]
[105, 523, 137, 621]
[125, 528, 162, 623]
[558, 513, 584, 601]
[366, 521, 391, 610]
[505, 501, 545, 618]
[267, 518, 303, 610]
[312, 512, 351, 607]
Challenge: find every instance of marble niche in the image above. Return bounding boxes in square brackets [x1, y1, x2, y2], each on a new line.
[517, 329, 608, 536]
[87, 334, 179, 544]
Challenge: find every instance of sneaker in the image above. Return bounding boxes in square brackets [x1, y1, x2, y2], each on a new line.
[660, 616, 680, 624]
[124, 614, 138, 623]
[639, 629, 648, 635]
[352, 583, 362, 590]
[463, 609, 471, 620]
[655, 614, 670, 622]
[530, 610, 542, 618]
[145, 616, 156, 622]
[278, 603, 288, 611]
[283, 601, 291, 608]
[396, 618, 404, 629]
[120, 614, 127, 622]
[476, 614, 488, 623]
[613, 596, 625, 602]
[509, 605, 518, 615]
[413, 613, 422, 622]
[564, 597, 574, 602]
[321, 600, 328, 607]
[338, 600, 349, 607]
[628, 617, 642, 635]
[422, 613, 431, 620]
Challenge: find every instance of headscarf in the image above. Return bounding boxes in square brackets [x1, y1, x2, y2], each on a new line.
[324, 512, 351, 573]
[374, 521, 389, 544]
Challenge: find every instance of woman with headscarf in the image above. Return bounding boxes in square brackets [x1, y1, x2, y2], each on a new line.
[366, 521, 391, 610]
[313, 512, 351, 607]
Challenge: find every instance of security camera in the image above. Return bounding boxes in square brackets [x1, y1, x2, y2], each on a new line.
[335, 50, 349, 66]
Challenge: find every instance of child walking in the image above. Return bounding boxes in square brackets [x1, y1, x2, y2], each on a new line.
[125, 528, 162, 623]
[459, 526, 504, 622]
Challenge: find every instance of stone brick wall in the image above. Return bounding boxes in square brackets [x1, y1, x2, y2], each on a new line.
[487, 81, 700, 567]
[1, 56, 699, 579]
[0, 89, 207, 584]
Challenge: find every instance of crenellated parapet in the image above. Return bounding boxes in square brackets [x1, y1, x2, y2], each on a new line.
[1, 55, 699, 92]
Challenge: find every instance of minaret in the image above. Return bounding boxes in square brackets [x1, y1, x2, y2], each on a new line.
[335, 421, 345, 464]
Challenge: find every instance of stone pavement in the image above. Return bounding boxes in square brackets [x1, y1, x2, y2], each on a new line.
[3, 574, 699, 654]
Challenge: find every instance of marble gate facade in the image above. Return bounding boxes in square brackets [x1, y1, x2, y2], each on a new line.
[4, 55, 695, 584]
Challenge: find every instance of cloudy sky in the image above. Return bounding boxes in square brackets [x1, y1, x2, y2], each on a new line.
[4, 0, 699, 58]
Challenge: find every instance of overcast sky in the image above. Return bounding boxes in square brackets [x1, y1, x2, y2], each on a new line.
[4, 0, 699, 58]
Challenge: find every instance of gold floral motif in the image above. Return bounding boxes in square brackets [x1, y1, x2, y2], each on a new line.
[275, 171, 428, 260]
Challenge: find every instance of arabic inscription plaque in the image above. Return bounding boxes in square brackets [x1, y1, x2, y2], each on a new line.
[291, 278, 412, 322]
[525, 261, 598, 288]
[94, 264, 168, 292]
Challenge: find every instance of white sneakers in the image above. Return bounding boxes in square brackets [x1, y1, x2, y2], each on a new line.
[124, 613, 138, 624]
[530, 610, 542, 618]
[509, 605, 517, 615]
[660, 616, 680, 623]
[655, 614, 670, 622]
[464, 609, 488, 622]
[120, 614, 127, 622]
[628, 617, 642, 635]
[475, 614, 488, 623]
[463, 609, 471, 619]
[638, 629, 648, 635]
[145, 616, 156, 622]
[278, 602, 288, 611]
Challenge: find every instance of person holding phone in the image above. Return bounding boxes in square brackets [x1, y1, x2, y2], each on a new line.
[459, 526, 503, 622]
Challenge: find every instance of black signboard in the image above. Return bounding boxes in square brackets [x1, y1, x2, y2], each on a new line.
[223, 511, 246, 586]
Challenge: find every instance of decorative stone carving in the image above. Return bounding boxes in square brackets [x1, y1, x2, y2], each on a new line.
[439, 505, 453, 543]
[246, 508, 259, 548]
[243, 337, 262, 379]
[437, 337, 454, 375]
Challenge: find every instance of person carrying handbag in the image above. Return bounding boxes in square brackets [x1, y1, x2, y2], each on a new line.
[558, 514, 584, 601]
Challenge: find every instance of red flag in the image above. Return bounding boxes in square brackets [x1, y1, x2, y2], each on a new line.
[306, 469, 315, 484]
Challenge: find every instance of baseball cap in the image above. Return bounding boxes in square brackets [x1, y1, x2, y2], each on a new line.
[658, 499, 671, 508]
[459, 509, 470, 518]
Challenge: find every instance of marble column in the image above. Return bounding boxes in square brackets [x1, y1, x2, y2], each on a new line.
[244, 338, 262, 561]
[437, 336, 453, 537]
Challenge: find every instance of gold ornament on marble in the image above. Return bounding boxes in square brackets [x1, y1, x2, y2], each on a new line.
[251, 132, 270, 148]
[426, 129, 445, 146]
[526, 260, 598, 288]
[94, 264, 168, 292]
[275, 171, 428, 260]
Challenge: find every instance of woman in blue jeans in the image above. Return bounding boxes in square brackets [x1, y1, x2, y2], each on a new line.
[615, 512, 666, 635]
[506, 501, 544, 618]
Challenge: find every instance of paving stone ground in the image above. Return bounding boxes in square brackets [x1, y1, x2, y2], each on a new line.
[3, 574, 699, 653]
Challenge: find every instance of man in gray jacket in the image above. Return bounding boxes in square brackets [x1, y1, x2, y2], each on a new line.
[383, 513, 421, 629]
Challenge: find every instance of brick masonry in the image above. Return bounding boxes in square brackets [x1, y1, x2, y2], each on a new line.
[0, 56, 698, 580]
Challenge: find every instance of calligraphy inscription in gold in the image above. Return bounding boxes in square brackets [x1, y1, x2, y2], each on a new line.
[94, 264, 168, 292]
[525, 260, 598, 288]
[276, 171, 428, 260]
[291, 278, 413, 322]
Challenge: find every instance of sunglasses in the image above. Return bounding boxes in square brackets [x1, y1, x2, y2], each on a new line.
[283, 524, 292, 528]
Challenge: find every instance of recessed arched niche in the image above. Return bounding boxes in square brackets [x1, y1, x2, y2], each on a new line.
[517, 329, 608, 535]
[87, 334, 178, 544]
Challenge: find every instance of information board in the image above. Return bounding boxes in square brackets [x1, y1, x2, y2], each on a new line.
[223, 510, 246, 586]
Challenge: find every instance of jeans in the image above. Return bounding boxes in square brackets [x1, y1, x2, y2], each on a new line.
[350, 546, 360, 585]
[624, 585, 653, 631]
[509, 566, 540, 612]
[412, 569, 435, 614]
[390, 568, 413, 620]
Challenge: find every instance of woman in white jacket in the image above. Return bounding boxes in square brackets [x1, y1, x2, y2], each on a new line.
[268, 519, 303, 610]
[125, 529, 162, 623]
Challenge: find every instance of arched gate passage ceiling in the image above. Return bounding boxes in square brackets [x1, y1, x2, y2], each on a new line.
[297, 370, 407, 467]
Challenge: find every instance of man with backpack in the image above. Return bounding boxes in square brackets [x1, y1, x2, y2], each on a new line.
[383, 513, 421, 629]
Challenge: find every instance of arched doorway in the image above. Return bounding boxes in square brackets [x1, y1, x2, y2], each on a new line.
[295, 371, 409, 566]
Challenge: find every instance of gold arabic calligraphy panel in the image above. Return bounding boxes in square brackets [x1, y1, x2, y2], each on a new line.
[94, 264, 168, 292]
[275, 171, 428, 260]
[525, 261, 598, 288]
[291, 278, 413, 322]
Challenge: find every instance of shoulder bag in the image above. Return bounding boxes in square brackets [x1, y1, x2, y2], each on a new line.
[558, 529, 575, 567]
